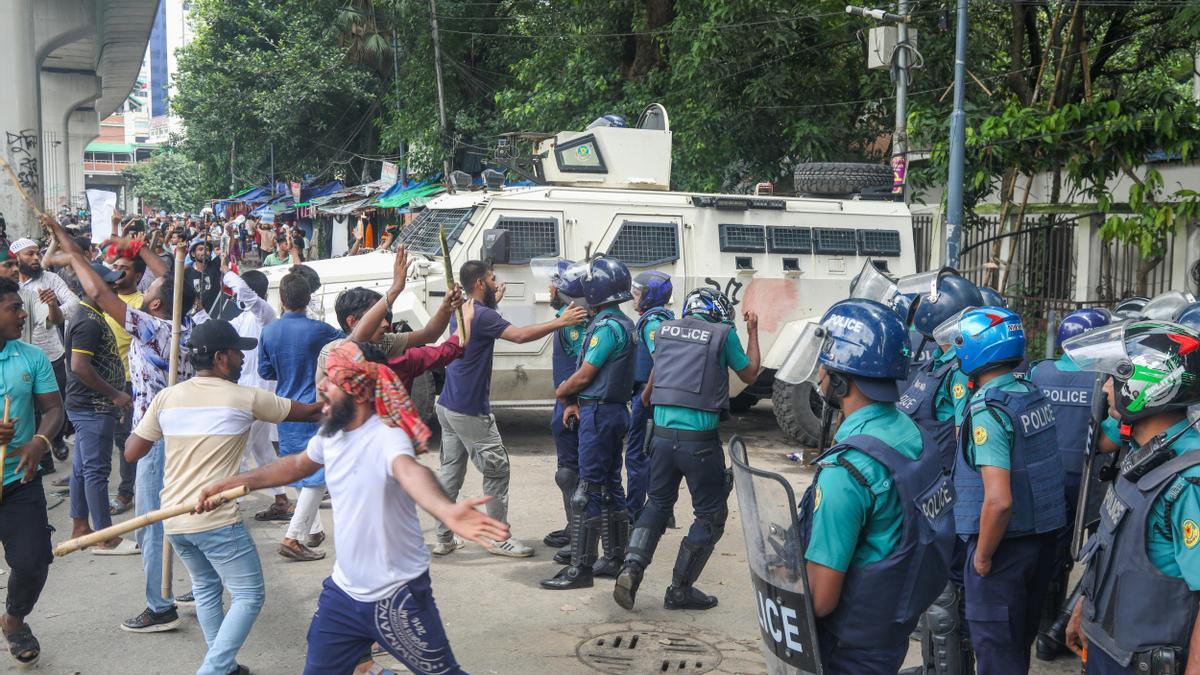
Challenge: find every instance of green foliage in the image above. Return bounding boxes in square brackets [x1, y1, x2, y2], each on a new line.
[122, 150, 204, 213]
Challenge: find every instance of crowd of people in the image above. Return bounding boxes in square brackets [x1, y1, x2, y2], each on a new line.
[0, 201, 1198, 675]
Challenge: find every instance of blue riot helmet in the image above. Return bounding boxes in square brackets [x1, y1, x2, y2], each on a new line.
[978, 286, 1007, 308]
[586, 114, 628, 129]
[1140, 290, 1196, 321]
[1056, 308, 1111, 350]
[532, 257, 587, 306]
[776, 299, 911, 403]
[1175, 302, 1200, 332]
[632, 270, 672, 312]
[1113, 295, 1149, 319]
[682, 287, 734, 323]
[578, 256, 633, 307]
[934, 306, 1026, 376]
[901, 268, 985, 339]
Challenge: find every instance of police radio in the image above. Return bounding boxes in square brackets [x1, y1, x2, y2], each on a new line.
[1120, 416, 1200, 482]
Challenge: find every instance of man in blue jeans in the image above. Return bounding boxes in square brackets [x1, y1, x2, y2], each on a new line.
[126, 320, 321, 675]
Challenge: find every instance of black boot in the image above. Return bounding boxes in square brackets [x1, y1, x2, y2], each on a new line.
[1037, 576, 1082, 661]
[593, 509, 630, 578]
[663, 539, 718, 610]
[544, 468, 577, 548]
[553, 547, 572, 565]
[541, 517, 599, 590]
[612, 526, 662, 610]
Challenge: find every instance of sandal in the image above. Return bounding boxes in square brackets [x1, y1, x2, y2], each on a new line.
[254, 502, 293, 522]
[4, 622, 40, 669]
[110, 496, 133, 515]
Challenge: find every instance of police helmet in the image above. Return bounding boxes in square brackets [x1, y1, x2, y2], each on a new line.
[907, 269, 985, 339]
[1056, 308, 1111, 350]
[1063, 320, 1200, 421]
[682, 287, 734, 324]
[817, 299, 912, 401]
[978, 286, 1008, 308]
[581, 256, 633, 307]
[937, 306, 1026, 376]
[1140, 290, 1196, 321]
[1113, 296, 1149, 319]
[586, 114, 628, 129]
[632, 271, 672, 312]
[547, 258, 588, 304]
[1174, 302, 1200, 332]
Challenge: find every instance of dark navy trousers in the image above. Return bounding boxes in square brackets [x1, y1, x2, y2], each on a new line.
[1084, 645, 1136, 674]
[963, 532, 1060, 675]
[577, 402, 628, 517]
[816, 624, 908, 675]
[624, 384, 652, 518]
[635, 431, 729, 549]
[551, 400, 579, 473]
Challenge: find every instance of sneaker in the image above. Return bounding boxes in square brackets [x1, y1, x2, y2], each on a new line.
[486, 537, 534, 558]
[121, 606, 182, 633]
[175, 592, 195, 607]
[305, 532, 326, 548]
[430, 538, 465, 556]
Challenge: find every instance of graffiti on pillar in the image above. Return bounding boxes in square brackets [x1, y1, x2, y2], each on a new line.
[5, 129, 39, 193]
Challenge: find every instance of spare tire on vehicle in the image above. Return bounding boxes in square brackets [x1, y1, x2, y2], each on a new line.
[772, 379, 838, 448]
[793, 162, 893, 196]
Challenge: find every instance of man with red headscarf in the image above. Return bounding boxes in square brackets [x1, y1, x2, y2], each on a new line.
[196, 340, 508, 675]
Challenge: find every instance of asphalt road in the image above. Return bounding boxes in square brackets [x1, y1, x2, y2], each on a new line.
[12, 403, 1082, 674]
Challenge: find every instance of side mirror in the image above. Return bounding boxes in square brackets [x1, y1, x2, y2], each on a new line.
[482, 229, 510, 265]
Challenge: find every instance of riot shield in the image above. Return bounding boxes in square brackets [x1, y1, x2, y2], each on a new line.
[728, 436, 823, 675]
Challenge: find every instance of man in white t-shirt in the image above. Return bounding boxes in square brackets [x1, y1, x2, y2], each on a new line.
[197, 340, 507, 675]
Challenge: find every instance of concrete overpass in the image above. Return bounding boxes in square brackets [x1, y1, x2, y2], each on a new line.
[0, 0, 159, 237]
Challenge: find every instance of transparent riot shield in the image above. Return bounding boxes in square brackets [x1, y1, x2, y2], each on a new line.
[728, 436, 823, 675]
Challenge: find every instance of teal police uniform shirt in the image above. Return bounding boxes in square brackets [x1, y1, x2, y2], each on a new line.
[580, 306, 630, 399]
[1125, 419, 1200, 589]
[0, 339, 59, 487]
[805, 402, 924, 572]
[964, 372, 1026, 471]
[556, 307, 586, 359]
[641, 313, 667, 356]
[931, 346, 972, 425]
[652, 325, 751, 431]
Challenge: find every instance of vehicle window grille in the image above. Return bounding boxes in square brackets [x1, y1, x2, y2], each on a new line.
[493, 217, 560, 263]
[767, 226, 812, 254]
[606, 221, 679, 267]
[813, 228, 858, 255]
[398, 207, 474, 255]
[718, 224, 766, 253]
[857, 229, 903, 257]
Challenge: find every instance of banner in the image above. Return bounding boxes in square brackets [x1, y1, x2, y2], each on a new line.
[85, 189, 118, 243]
[290, 181, 302, 202]
[381, 160, 399, 184]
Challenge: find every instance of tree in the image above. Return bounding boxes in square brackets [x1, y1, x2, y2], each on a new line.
[122, 150, 204, 213]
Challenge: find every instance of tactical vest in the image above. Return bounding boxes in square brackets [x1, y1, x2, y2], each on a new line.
[649, 316, 733, 412]
[897, 358, 958, 472]
[552, 323, 581, 388]
[798, 432, 957, 648]
[633, 307, 674, 384]
[1080, 451, 1200, 666]
[1029, 361, 1100, 496]
[577, 311, 636, 403]
[903, 331, 934, 390]
[953, 380, 1067, 537]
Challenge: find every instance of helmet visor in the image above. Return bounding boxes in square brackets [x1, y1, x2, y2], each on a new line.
[1141, 290, 1197, 320]
[1061, 323, 1133, 377]
[849, 260, 901, 306]
[559, 260, 591, 285]
[776, 323, 829, 385]
[529, 257, 564, 281]
[931, 308, 972, 347]
[896, 270, 944, 299]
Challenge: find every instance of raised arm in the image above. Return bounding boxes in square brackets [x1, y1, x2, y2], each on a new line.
[195, 453, 323, 513]
[735, 311, 761, 385]
[349, 246, 410, 344]
[500, 303, 586, 344]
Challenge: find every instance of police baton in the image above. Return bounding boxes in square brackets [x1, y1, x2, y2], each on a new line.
[1071, 375, 1108, 559]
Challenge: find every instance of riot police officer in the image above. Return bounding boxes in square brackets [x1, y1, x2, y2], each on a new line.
[1063, 320, 1200, 674]
[978, 286, 1008, 309]
[796, 299, 956, 674]
[625, 271, 674, 522]
[611, 288, 759, 611]
[542, 257, 636, 590]
[1028, 308, 1111, 660]
[898, 271, 981, 675]
[542, 259, 590, 551]
[942, 306, 1066, 675]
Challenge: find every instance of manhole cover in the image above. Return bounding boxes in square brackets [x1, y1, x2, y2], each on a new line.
[577, 630, 722, 674]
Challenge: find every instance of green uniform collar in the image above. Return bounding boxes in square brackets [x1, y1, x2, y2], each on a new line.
[975, 371, 1019, 396]
[1054, 354, 1080, 372]
[594, 305, 623, 320]
[932, 345, 957, 367]
[834, 402, 894, 443]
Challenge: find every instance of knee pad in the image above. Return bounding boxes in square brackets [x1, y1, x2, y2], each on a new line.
[571, 481, 598, 514]
[690, 509, 728, 548]
[554, 467, 578, 493]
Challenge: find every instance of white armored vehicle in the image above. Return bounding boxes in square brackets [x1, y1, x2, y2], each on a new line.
[264, 105, 917, 445]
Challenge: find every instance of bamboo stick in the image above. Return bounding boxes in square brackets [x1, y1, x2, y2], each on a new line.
[162, 246, 188, 597]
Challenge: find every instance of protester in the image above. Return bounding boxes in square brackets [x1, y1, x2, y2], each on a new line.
[195, 340, 506, 675]
[105, 251, 148, 515]
[187, 241, 223, 313]
[432, 260, 586, 557]
[0, 276, 65, 669]
[262, 234, 295, 268]
[124, 319, 322, 675]
[259, 271, 342, 561]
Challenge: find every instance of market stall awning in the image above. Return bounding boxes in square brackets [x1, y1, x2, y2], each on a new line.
[319, 197, 374, 215]
[373, 183, 443, 210]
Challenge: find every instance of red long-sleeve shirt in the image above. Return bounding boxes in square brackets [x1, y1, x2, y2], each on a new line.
[387, 336, 465, 392]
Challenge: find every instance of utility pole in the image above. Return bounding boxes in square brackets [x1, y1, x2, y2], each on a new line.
[269, 142, 274, 197]
[392, 29, 407, 186]
[428, 0, 453, 181]
[845, 4, 913, 196]
[229, 139, 236, 195]
[945, 0, 968, 269]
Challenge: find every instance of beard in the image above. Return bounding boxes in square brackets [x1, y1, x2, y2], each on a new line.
[319, 394, 357, 437]
[17, 262, 40, 278]
[550, 290, 564, 310]
[483, 284, 498, 309]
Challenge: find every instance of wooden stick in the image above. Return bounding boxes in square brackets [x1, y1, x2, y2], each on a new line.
[162, 246, 188, 597]
[54, 486, 249, 556]
[0, 397, 10, 505]
[439, 225, 464, 330]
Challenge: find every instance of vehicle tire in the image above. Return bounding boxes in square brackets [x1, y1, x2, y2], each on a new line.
[771, 379, 828, 448]
[729, 391, 760, 413]
[793, 162, 893, 196]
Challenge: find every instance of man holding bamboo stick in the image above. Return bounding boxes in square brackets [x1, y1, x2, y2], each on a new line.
[0, 275, 64, 669]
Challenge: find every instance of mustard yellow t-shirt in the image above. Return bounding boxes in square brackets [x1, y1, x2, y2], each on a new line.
[105, 290, 144, 379]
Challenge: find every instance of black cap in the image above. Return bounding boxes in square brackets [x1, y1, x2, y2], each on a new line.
[187, 319, 258, 354]
[91, 262, 124, 284]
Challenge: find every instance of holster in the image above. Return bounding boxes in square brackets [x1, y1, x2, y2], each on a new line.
[643, 416, 655, 456]
[1131, 647, 1184, 675]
